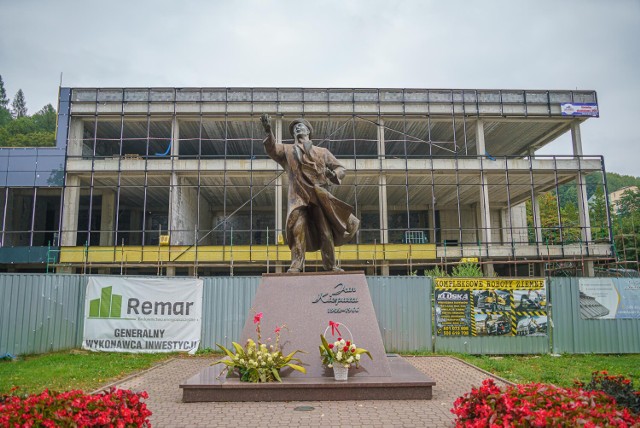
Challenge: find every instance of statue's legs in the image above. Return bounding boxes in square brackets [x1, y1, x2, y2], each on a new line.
[311, 205, 340, 271]
[288, 208, 308, 272]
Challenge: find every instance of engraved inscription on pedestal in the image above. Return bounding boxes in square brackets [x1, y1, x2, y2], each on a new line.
[312, 282, 360, 314]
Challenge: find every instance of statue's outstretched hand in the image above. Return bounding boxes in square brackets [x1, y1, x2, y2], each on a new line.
[325, 168, 336, 180]
[260, 114, 272, 134]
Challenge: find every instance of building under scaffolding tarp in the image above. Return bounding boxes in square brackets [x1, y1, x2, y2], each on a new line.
[0, 88, 616, 276]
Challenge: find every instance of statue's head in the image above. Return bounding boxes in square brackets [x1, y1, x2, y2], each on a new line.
[289, 118, 313, 139]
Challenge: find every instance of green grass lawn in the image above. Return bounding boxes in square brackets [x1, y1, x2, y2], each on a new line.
[1, 350, 638, 395]
[452, 354, 640, 388]
[0, 350, 174, 395]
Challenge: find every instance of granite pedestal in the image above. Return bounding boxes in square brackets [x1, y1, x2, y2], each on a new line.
[180, 272, 435, 401]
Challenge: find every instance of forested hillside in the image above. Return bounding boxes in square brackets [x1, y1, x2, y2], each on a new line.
[605, 173, 640, 194]
[0, 75, 56, 147]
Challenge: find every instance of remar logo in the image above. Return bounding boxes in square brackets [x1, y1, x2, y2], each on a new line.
[88, 286, 122, 318]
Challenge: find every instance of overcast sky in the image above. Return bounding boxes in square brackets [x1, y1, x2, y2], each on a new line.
[1, 0, 638, 176]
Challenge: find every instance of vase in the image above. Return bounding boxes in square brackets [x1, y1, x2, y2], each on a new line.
[333, 365, 349, 381]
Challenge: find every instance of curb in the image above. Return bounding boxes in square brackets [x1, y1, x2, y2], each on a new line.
[90, 357, 178, 395]
[402, 354, 516, 387]
[447, 356, 516, 386]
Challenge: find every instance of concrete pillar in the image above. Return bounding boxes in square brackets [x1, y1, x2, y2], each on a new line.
[275, 119, 284, 273]
[171, 117, 180, 158]
[476, 120, 494, 276]
[169, 177, 200, 246]
[528, 147, 543, 254]
[168, 173, 178, 244]
[99, 190, 116, 246]
[571, 121, 594, 276]
[167, 119, 199, 247]
[500, 209, 509, 244]
[476, 121, 492, 245]
[61, 175, 80, 246]
[508, 203, 528, 244]
[166, 266, 175, 276]
[480, 179, 491, 246]
[571, 120, 584, 157]
[476, 119, 485, 157]
[67, 118, 84, 158]
[377, 118, 390, 276]
[379, 174, 389, 244]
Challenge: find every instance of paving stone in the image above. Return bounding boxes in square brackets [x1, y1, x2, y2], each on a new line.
[114, 355, 508, 428]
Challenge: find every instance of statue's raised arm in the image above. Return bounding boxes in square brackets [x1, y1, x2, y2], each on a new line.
[260, 114, 272, 134]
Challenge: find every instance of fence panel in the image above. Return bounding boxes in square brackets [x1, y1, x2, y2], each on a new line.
[550, 277, 640, 354]
[200, 276, 260, 350]
[434, 336, 549, 354]
[367, 276, 432, 352]
[0, 274, 84, 356]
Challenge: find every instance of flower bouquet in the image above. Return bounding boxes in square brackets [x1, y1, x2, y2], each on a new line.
[319, 321, 372, 381]
[214, 312, 306, 383]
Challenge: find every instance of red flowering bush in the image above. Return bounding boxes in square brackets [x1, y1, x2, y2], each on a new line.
[576, 370, 640, 415]
[452, 379, 640, 427]
[0, 387, 152, 427]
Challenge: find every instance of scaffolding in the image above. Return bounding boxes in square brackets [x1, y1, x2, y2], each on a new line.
[0, 87, 620, 275]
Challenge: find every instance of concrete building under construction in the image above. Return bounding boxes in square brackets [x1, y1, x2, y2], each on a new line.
[0, 87, 614, 276]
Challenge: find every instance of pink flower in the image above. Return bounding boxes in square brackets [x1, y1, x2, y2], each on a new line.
[253, 312, 263, 324]
[274, 326, 281, 334]
[328, 344, 334, 349]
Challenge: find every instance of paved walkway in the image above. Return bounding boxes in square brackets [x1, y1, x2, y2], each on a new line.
[116, 356, 509, 428]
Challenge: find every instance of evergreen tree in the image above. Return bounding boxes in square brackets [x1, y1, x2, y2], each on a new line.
[11, 89, 27, 118]
[0, 75, 8, 109]
[33, 104, 56, 131]
[616, 188, 640, 217]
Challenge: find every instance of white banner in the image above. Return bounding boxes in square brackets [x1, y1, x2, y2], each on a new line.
[561, 103, 599, 117]
[82, 277, 203, 354]
[579, 278, 640, 319]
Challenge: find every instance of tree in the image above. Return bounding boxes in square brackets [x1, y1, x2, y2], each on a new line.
[589, 186, 610, 242]
[0, 75, 8, 109]
[11, 89, 27, 118]
[0, 106, 10, 127]
[32, 104, 56, 131]
[538, 192, 562, 244]
[616, 188, 640, 217]
[613, 189, 640, 262]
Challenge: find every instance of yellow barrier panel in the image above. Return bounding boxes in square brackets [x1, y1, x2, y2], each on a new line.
[59, 243, 437, 264]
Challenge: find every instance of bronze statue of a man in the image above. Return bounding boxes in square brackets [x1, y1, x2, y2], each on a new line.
[261, 114, 359, 273]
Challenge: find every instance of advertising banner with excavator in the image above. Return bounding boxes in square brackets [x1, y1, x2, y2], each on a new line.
[434, 278, 547, 337]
